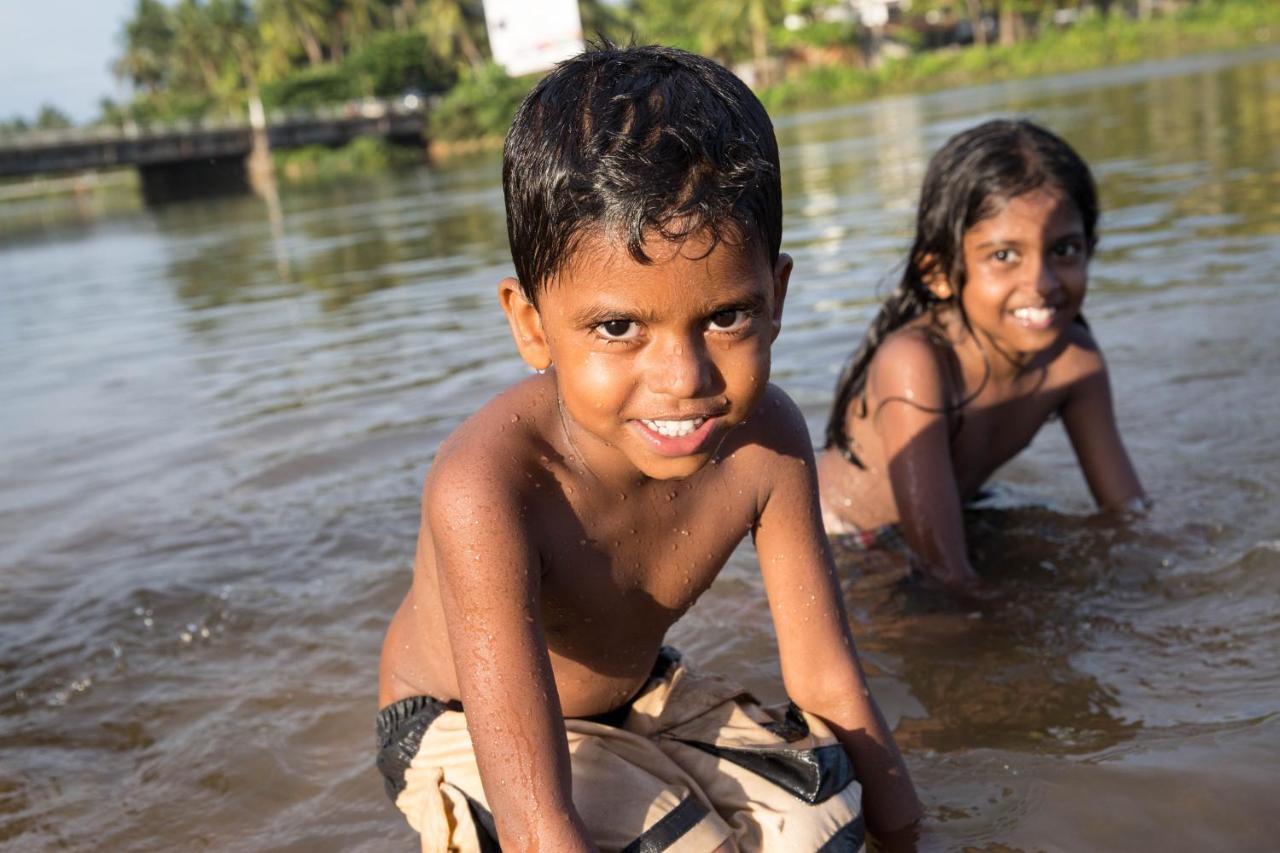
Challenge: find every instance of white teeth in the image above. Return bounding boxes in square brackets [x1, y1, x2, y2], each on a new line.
[641, 417, 706, 438]
[1013, 306, 1055, 325]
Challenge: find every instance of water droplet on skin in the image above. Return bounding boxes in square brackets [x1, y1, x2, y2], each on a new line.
[680, 529, 690, 536]
[619, 493, 627, 501]
[579, 539, 587, 546]
[510, 414, 520, 423]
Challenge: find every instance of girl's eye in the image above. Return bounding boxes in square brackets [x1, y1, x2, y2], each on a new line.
[1053, 241, 1084, 259]
[993, 248, 1017, 263]
[596, 319, 639, 341]
[708, 309, 750, 332]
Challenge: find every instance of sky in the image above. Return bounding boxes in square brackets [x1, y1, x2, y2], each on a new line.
[0, 0, 138, 123]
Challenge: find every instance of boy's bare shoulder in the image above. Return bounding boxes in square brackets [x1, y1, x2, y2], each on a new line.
[424, 374, 558, 514]
[733, 383, 813, 456]
[719, 384, 818, 497]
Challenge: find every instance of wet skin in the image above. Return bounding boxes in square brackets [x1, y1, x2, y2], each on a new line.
[819, 188, 1145, 592]
[380, 232, 921, 850]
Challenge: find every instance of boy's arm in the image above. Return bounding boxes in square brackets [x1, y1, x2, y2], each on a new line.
[422, 460, 594, 852]
[752, 390, 923, 838]
[1059, 344, 1146, 511]
[868, 334, 980, 591]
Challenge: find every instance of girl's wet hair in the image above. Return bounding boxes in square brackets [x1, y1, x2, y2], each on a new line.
[502, 43, 781, 303]
[824, 118, 1099, 463]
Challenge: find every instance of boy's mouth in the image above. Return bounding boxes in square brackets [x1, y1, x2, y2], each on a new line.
[632, 415, 721, 456]
[639, 417, 707, 438]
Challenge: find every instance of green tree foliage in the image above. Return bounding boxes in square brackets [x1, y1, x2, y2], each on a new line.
[104, 0, 1275, 139]
[346, 30, 457, 96]
[627, 0, 785, 65]
[430, 61, 532, 142]
[111, 0, 487, 120]
[579, 0, 632, 44]
[114, 0, 175, 93]
[35, 105, 74, 130]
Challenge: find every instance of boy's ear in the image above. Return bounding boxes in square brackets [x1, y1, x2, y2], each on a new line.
[769, 252, 793, 342]
[918, 253, 953, 300]
[498, 277, 552, 371]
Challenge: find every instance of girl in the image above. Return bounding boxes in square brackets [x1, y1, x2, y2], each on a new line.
[818, 119, 1145, 595]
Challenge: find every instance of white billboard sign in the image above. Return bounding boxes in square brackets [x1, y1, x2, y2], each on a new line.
[483, 0, 585, 77]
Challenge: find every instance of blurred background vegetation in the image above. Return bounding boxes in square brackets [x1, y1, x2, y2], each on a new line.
[2, 0, 1276, 161]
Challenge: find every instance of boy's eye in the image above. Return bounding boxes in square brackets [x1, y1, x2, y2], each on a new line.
[596, 319, 639, 340]
[708, 309, 750, 332]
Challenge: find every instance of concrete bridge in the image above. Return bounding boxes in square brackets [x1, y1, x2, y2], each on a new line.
[0, 99, 428, 204]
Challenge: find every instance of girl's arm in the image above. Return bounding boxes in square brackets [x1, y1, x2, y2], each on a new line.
[867, 333, 981, 591]
[1059, 343, 1146, 511]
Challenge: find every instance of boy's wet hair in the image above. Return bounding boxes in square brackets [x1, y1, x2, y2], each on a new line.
[825, 119, 1099, 462]
[502, 43, 782, 302]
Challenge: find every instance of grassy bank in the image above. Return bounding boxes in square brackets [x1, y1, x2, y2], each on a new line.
[272, 137, 425, 185]
[758, 1, 1280, 112]
[418, 1, 1279, 154]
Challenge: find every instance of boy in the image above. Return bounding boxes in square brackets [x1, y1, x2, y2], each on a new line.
[377, 44, 921, 852]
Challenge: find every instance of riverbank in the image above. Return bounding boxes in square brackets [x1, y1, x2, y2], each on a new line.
[758, 0, 1280, 112]
[417, 0, 1279, 158]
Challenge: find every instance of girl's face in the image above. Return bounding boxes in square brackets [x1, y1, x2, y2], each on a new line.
[949, 187, 1090, 366]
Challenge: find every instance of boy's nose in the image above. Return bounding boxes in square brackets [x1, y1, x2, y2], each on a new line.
[644, 335, 712, 398]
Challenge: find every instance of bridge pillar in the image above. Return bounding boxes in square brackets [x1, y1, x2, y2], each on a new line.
[137, 157, 251, 205]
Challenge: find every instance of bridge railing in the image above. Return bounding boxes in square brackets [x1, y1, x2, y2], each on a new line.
[0, 96, 429, 151]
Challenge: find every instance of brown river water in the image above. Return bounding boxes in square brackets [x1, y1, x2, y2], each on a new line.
[2, 49, 1278, 851]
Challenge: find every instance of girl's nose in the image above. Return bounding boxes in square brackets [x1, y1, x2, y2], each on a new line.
[644, 335, 711, 398]
[1030, 255, 1061, 296]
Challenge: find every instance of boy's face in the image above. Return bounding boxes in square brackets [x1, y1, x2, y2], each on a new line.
[502, 231, 791, 482]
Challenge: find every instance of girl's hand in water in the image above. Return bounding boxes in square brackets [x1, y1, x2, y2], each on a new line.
[906, 555, 1004, 606]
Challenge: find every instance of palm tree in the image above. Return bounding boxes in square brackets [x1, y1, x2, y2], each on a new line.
[115, 0, 176, 93]
[257, 0, 330, 67]
[414, 0, 486, 70]
[172, 0, 224, 94]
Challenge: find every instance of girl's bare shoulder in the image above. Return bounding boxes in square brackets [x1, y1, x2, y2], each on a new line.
[865, 321, 955, 410]
[1047, 321, 1109, 383]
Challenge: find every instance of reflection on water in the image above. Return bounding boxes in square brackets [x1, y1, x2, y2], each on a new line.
[3, 49, 1280, 850]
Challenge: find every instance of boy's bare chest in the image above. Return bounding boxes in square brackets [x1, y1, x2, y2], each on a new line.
[535, 480, 758, 620]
